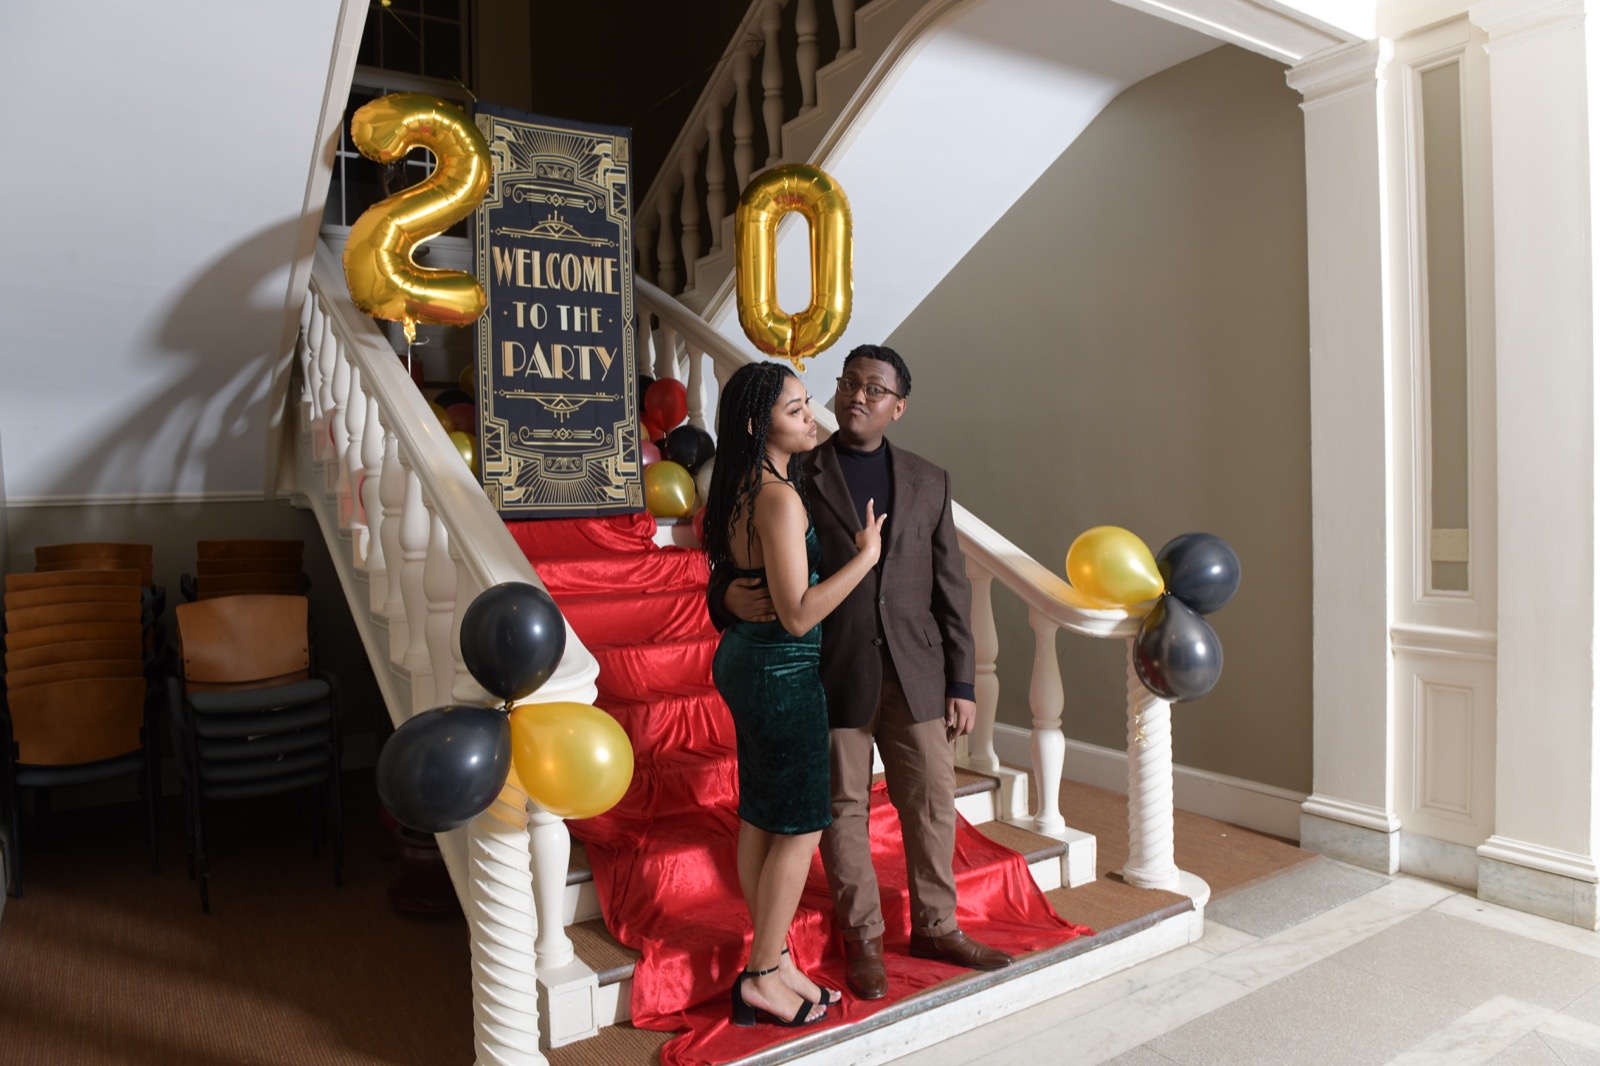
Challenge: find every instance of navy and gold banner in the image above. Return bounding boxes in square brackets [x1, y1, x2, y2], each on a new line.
[472, 103, 640, 517]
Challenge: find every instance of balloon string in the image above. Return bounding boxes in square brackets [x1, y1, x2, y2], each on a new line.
[376, 1, 478, 103]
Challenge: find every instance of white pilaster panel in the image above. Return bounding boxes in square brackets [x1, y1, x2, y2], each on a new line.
[1474, 0, 1600, 878]
[1287, 40, 1403, 866]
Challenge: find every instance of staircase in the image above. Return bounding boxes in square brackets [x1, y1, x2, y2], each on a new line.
[285, 237, 1205, 1064]
[273, 2, 1300, 1061]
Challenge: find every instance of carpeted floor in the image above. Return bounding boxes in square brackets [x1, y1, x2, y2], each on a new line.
[0, 773, 1311, 1066]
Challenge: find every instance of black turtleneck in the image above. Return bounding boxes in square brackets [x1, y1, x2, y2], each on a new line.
[834, 438, 892, 529]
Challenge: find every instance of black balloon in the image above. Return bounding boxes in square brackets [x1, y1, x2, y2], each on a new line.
[376, 705, 511, 833]
[433, 387, 472, 409]
[460, 582, 567, 701]
[665, 424, 716, 474]
[1156, 532, 1241, 616]
[1134, 594, 1223, 703]
[637, 373, 655, 400]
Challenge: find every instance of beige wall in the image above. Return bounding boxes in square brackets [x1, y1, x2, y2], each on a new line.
[886, 45, 1312, 792]
[4, 498, 386, 757]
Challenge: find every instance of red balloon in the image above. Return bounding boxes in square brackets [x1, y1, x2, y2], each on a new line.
[640, 440, 662, 467]
[644, 379, 688, 431]
[446, 402, 476, 434]
[640, 417, 663, 442]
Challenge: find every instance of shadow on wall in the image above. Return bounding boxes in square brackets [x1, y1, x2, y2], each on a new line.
[6, 211, 388, 769]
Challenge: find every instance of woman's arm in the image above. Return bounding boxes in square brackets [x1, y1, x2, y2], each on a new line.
[754, 483, 885, 637]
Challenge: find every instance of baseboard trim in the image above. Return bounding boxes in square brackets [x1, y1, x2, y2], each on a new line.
[992, 724, 1306, 841]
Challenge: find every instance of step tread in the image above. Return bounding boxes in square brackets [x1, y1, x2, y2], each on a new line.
[561, 767, 1002, 888]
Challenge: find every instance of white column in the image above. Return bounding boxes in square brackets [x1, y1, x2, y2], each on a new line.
[1123, 641, 1179, 891]
[1472, 0, 1600, 928]
[1286, 40, 1403, 872]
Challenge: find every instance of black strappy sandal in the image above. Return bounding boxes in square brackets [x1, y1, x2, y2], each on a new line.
[730, 963, 827, 1027]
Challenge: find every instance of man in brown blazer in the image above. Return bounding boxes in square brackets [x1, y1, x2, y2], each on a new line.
[714, 344, 1012, 999]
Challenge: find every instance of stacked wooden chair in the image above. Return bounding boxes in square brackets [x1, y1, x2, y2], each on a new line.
[166, 593, 343, 912]
[2, 545, 165, 897]
[180, 539, 306, 602]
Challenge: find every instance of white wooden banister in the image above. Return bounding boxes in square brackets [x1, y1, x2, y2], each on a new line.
[290, 238, 604, 1061]
[635, 0, 866, 302]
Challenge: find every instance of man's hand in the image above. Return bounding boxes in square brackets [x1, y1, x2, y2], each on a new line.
[944, 697, 977, 740]
[725, 577, 776, 623]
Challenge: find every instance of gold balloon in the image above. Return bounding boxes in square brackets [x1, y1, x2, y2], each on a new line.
[448, 430, 478, 476]
[644, 461, 695, 518]
[428, 400, 455, 432]
[734, 164, 852, 369]
[342, 93, 492, 343]
[509, 701, 634, 819]
[458, 364, 476, 399]
[1066, 526, 1165, 607]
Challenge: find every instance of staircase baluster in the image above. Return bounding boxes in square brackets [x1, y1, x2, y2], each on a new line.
[655, 190, 679, 295]
[329, 349, 352, 498]
[760, 2, 786, 165]
[679, 152, 701, 290]
[732, 47, 756, 192]
[963, 562, 1001, 773]
[635, 212, 657, 287]
[423, 506, 458, 708]
[1028, 609, 1067, 836]
[396, 457, 432, 689]
[1122, 640, 1180, 890]
[297, 295, 316, 417]
[450, 558, 490, 706]
[379, 421, 406, 622]
[797, 0, 819, 110]
[342, 363, 366, 530]
[527, 803, 577, 970]
[705, 102, 727, 253]
[301, 301, 324, 426]
[685, 342, 707, 430]
[833, 0, 855, 54]
[315, 310, 338, 461]
[656, 324, 680, 382]
[466, 785, 547, 1066]
[358, 389, 385, 572]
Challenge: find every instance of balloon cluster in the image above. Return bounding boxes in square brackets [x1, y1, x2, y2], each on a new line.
[638, 375, 714, 520]
[426, 368, 481, 476]
[375, 582, 635, 833]
[1064, 527, 1240, 704]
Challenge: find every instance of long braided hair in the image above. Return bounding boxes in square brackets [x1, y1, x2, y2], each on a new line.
[702, 361, 809, 576]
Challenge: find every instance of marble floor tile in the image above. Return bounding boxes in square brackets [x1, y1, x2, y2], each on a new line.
[1385, 995, 1552, 1064]
[1333, 912, 1600, 1011]
[1206, 859, 1390, 938]
[883, 865, 1600, 1066]
[1143, 958, 1464, 1066]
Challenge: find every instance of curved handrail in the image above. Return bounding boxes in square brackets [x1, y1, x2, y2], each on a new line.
[307, 240, 600, 700]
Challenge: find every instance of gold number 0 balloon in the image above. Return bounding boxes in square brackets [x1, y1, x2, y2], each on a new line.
[342, 93, 492, 343]
[734, 164, 853, 369]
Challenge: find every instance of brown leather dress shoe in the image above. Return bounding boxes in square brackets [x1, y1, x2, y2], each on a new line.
[908, 929, 1013, 971]
[844, 936, 888, 999]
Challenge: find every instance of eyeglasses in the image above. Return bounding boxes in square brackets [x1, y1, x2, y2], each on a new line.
[835, 376, 902, 402]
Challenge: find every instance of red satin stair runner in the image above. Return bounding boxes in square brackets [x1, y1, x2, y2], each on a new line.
[506, 514, 1090, 1066]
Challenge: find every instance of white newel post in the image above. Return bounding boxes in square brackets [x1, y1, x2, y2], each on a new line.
[1122, 641, 1179, 891]
[467, 784, 547, 1066]
[1027, 609, 1066, 836]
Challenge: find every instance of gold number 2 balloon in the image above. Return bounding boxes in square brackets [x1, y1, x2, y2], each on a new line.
[342, 93, 492, 343]
[734, 164, 853, 369]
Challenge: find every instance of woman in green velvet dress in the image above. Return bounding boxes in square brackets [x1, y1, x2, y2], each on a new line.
[703, 362, 886, 1028]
